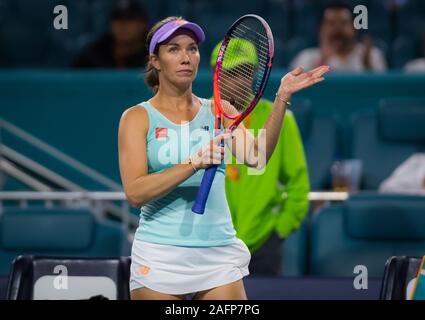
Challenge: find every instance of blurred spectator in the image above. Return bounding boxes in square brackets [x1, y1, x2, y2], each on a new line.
[290, 2, 387, 72]
[379, 153, 425, 195]
[404, 31, 425, 72]
[73, 0, 149, 69]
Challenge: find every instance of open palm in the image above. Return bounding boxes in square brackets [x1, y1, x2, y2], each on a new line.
[280, 65, 330, 96]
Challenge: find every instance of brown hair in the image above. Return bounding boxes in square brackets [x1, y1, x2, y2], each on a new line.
[144, 16, 183, 93]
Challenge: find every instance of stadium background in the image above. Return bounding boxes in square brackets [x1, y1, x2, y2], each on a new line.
[0, 0, 424, 300]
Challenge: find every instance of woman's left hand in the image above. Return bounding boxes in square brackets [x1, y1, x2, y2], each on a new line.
[278, 65, 330, 98]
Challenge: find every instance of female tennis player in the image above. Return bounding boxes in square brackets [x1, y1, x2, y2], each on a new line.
[118, 16, 329, 300]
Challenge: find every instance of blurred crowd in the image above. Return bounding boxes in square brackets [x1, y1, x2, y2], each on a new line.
[0, 0, 424, 71]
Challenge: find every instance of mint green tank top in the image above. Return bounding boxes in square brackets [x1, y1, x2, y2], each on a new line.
[134, 98, 237, 247]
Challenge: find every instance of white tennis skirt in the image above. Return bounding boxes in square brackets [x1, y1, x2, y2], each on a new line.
[129, 237, 251, 296]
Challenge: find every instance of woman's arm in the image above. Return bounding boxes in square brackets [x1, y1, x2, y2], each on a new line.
[224, 66, 329, 169]
[118, 106, 230, 207]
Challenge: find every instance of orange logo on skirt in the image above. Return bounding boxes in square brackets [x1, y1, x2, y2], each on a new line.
[138, 265, 150, 275]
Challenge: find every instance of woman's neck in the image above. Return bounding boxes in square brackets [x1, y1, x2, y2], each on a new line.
[153, 82, 197, 111]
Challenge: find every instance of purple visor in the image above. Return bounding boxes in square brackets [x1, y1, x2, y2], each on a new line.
[149, 19, 206, 55]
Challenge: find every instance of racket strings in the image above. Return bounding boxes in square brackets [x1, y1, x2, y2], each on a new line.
[232, 24, 270, 48]
[222, 66, 267, 90]
[220, 82, 253, 99]
[224, 33, 269, 67]
[218, 17, 270, 113]
[235, 22, 270, 40]
[230, 31, 270, 56]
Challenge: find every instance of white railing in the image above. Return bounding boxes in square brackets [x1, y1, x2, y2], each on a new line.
[308, 191, 349, 201]
[0, 191, 125, 201]
[1, 145, 82, 191]
[0, 118, 121, 191]
[0, 119, 135, 227]
[0, 158, 52, 191]
[0, 191, 349, 202]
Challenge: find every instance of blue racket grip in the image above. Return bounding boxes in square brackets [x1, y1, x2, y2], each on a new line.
[191, 165, 219, 214]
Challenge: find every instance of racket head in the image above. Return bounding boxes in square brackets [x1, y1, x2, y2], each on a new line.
[213, 14, 274, 129]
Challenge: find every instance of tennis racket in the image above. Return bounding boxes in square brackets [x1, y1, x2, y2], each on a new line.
[192, 14, 274, 214]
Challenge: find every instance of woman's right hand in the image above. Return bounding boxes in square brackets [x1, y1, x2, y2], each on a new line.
[191, 132, 232, 170]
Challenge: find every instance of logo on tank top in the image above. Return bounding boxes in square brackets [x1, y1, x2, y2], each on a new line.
[200, 125, 209, 131]
[155, 127, 168, 140]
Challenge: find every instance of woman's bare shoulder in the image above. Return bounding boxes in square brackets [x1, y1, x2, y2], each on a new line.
[119, 104, 149, 131]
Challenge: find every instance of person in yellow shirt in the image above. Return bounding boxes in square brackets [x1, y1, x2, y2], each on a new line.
[211, 41, 310, 275]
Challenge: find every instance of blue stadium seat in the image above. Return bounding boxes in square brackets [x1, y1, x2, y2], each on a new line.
[397, 0, 425, 37]
[351, 98, 425, 190]
[0, 19, 48, 67]
[139, 0, 162, 23]
[290, 0, 323, 41]
[282, 220, 308, 276]
[201, 0, 265, 16]
[391, 35, 421, 69]
[310, 194, 425, 277]
[0, 0, 60, 67]
[264, 0, 291, 39]
[87, 0, 116, 38]
[371, 37, 389, 62]
[0, 206, 130, 276]
[44, 1, 93, 67]
[263, 0, 292, 67]
[362, 0, 391, 43]
[161, 0, 192, 19]
[0, 0, 10, 24]
[9, 0, 57, 23]
[290, 100, 339, 190]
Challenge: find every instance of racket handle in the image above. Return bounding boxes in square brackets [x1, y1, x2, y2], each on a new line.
[192, 165, 219, 214]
